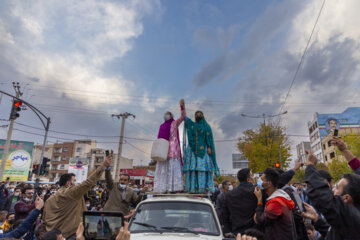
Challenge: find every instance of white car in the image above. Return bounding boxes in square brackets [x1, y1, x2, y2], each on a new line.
[129, 195, 228, 240]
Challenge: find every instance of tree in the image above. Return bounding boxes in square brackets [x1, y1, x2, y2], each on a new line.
[238, 122, 291, 173]
[292, 168, 305, 184]
[327, 133, 360, 182]
[327, 157, 352, 182]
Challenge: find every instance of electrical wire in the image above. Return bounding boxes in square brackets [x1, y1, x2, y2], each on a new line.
[279, 0, 327, 114]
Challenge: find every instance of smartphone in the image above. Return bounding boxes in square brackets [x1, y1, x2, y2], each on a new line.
[334, 129, 339, 137]
[83, 211, 124, 240]
[105, 150, 110, 157]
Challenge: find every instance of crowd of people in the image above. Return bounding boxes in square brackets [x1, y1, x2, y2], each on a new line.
[0, 133, 358, 239]
[213, 136, 360, 240]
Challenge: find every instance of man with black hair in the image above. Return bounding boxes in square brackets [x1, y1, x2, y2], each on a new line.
[43, 151, 113, 239]
[216, 180, 230, 225]
[317, 170, 334, 189]
[14, 185, 35, 221]
[254, 168, 297, 240]
[103, 172, 146, 216]
[305, 150, 360, 239]
[42, 229, 64, 240]
[222, 168, 257, 237]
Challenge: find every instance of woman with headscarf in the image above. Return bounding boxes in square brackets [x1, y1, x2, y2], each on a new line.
[183, 111, 220, 193]
[154, 99, 186, 193]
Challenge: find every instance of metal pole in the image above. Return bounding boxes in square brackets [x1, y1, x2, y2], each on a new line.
[279, 134, 283, 169]
[34, 118, 50, 192]
[0, 119, 14, 181]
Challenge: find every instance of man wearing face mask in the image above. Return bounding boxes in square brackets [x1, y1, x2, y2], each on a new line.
[216, 180, 231, 226]
[0, 212, 15, 232]
[3, 187, 21, 212]
[183, 110, 220, 193]
[42, 151, 113, 239]
[14, 185, 35, 221]
[104, 173, 147, 216]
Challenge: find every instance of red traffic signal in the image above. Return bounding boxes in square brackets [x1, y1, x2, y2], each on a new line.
[275, 162, 280, 168]
[14, 100, 22, 107]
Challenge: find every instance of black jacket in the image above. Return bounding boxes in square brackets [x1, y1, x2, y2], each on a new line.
[222, 182, 257, 235]
[216, 192, 226, 225]
[305, 165, 360, 240]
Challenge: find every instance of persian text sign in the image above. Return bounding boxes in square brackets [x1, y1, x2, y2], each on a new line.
[0, 140, 34, 182]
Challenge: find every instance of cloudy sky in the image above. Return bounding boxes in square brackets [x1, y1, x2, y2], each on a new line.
[1, 0, 360, 173]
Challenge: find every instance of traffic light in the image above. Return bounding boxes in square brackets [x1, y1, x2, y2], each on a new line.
[40, 158, 50, 175]
[275, 162, 280, 168]
[9, 99, 22, 120]
[32, 164, 39, 174]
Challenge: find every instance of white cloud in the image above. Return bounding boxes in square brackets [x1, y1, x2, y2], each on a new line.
[0, 0, 161, 105]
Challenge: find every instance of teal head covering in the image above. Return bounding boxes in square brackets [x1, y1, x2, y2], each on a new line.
[183, 116, 220, 177]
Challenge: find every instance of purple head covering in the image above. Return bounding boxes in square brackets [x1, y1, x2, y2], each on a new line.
[158, 118, 174, 140]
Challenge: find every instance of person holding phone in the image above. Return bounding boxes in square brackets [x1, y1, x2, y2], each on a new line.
[42, 151, 113, 239]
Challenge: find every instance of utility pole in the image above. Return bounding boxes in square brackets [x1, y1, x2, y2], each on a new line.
[0, 83, 22, 181]
[111, 112, 135, 181]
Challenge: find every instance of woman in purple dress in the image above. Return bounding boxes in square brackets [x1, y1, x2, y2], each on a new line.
[154, 99, 186, 193]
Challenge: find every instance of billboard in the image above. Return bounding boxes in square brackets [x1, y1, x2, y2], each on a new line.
[68, 158, 89, 184]
[0, 140, 34, 182]
[317, 107, 360, 138]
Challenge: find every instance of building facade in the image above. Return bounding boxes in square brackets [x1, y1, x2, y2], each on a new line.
[308, 107, 360, 164]
[49, 140, 97, 181]
[296, 141, 311, 163]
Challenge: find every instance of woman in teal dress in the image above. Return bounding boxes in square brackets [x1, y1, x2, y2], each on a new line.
[183, 111, 220, 193]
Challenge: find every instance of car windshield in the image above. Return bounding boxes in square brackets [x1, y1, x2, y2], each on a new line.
[129, 201, 220, 236]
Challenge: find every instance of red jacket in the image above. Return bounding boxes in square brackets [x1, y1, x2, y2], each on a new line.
[256, 189, 297, 240]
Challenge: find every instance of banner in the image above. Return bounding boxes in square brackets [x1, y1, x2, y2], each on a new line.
[68, 158, 89, 184]
[0, 140, 34, 182]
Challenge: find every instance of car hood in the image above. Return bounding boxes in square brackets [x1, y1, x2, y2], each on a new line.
[130, 232, 222, 240]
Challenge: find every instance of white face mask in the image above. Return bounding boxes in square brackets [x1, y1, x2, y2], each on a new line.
[9, 189, 14, 193]
[86, 204, 90, 207]
[119, 184, 126, 189]
[42, 191, 47, 195]
[24, 197, 31, 202]
[164, 114, 171, 121]
[51, 191, 56, 194]
[229, 185, 234, 191]
[14, 192, 20, 197]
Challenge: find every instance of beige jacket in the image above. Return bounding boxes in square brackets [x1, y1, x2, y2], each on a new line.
[42, 166, 105, 238]
[103, 170, 142, 215]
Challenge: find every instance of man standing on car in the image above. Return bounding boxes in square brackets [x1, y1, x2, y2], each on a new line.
[104, 171, 147, 217]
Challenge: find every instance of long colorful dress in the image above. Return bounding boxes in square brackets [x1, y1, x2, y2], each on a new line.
[183, 117, 220, 193]
[154, 106, 185, 193]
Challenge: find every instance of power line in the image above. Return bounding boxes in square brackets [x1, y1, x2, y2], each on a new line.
[279, 0, 327, 113]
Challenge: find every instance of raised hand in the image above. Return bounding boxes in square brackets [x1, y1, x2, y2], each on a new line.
[102, 150, 113, 168]
[301, 202, 319, 223]
[305, 150, 318, 166]
[253, 186, 262, 203]
[331, 137, 347, 151]
[179, 99, 185, 107]
[35, 196, 44, 210]
[116, 221, 130, 240]
[293, 159, 304, 171]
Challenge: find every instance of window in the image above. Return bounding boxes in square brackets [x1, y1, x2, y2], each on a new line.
[76, 147, 81, 153]
[55, 148, 62, 153]
[323, 144, 326, 150]
[63, 147, 68, 152]
[52, 173, 57, 179]
[61, 156, 67, 161]
[60, 165, 65, 170]
[54, 156, 60, 162]
[325, 156, 328, 161]
[96, 157, 104, 163]
[330, 152, 335, 159]
[328, 141, 331, 147]
[52, 165, 58, 170]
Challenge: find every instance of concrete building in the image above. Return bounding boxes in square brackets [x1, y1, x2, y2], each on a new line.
[232, 153, 249, 169]
[49, 140, 97, 181]
[308, 107, 360, 164]
[296, 141, 311, 163]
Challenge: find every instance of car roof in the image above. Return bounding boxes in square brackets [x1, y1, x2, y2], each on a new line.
[140, 195, 213, 205]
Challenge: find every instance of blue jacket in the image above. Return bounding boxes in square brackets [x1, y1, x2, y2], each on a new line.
[0, 208, 40, 239]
